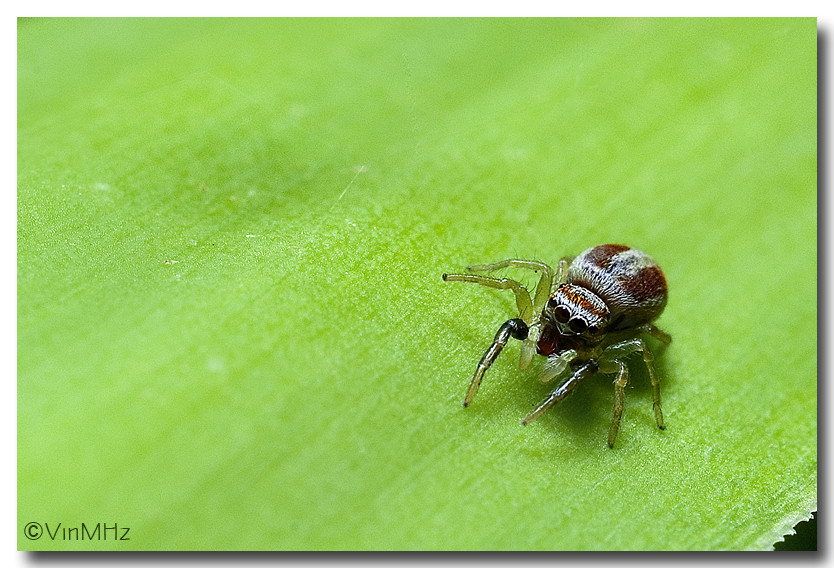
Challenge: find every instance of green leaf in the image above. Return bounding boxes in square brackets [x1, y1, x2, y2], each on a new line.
[18, 17, 816, 551]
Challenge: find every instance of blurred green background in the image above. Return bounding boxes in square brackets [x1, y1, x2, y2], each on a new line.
[18, 18, 816, 550]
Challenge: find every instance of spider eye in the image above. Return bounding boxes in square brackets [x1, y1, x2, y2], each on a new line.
[568, 317, 587, 333]
[554, 305, 571, 323]
[587, 324, 600, 335]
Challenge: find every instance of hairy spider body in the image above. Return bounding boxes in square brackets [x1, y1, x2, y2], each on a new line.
[442, 244, 671, 448]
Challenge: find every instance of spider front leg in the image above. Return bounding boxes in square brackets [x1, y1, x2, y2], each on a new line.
[451, 259, 558, 370]
[442, 271, 535, 321]
[462, 318, 529, 407]
[466, 259, 555, 315]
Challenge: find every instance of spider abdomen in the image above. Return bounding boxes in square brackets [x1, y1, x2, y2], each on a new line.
[566, 244, 667, 330]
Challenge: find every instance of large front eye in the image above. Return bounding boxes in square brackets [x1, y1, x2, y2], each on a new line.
[568, 317, 588, 333]
[554, 305, 571, 323]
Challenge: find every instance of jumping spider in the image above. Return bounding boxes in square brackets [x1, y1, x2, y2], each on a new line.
[442, 244, 671, 448]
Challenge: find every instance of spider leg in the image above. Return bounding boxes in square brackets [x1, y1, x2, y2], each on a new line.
[607, 361, 629, 448]
[645, 323, 672, 345]
[521, 360, 599, 425]
[443, 257, 580, 377]
[466, 258, 553, 274]
[470, 257, 572, 310]
[617, 323, 671, 345]
[553, 256, 573, 292]
[601, 337, 666, 431]
[462, 318, 529, 407]
[467, 259, 554, 312]
[454, 258, 562, 370]
[444, 263, 545, 370]
[442, 272, 534, 322]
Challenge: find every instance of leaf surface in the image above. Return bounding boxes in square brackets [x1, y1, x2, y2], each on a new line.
[18, 18, 816, 550]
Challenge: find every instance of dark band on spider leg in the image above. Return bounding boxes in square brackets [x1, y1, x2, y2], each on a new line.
[463, 319, 529, 407]
[505, 318, 529, 340]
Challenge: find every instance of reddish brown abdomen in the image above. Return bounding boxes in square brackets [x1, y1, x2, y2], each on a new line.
[567, 244, 667, 330]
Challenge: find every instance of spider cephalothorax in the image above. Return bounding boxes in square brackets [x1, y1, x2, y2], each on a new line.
[442, 244, 671, 448]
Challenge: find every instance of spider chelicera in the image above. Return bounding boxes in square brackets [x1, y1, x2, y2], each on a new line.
[442, 244, 671, 448]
